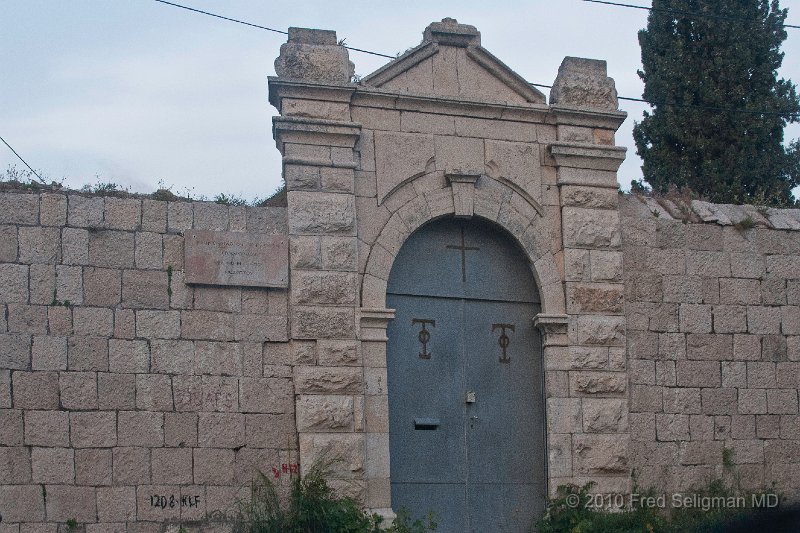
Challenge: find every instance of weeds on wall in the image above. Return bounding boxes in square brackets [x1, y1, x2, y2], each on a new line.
[233, 455, 437, 533]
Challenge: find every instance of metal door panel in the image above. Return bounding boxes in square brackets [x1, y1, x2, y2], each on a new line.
[387, 294, 465, 484]
[387, 218, 539, 303]
[392, 482, 467, 531]
[386, 217, 546, 533]
[467, 483, 545, 533]
[465, 300, 544, 485]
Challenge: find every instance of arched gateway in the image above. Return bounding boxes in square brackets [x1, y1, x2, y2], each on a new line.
[386, 217, 545, 531]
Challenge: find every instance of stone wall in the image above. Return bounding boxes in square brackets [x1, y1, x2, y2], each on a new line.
[622, 195, 800, 498]
[0, 191, 293, 527]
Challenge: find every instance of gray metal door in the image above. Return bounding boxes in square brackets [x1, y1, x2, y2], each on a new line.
[386, 217, 545, 533]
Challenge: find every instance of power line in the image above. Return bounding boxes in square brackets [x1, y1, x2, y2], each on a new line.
[0, 135, 46, 184]
[154, 1, 798, 117]
[532, 82, 799, 116]
[582, 0, 800, 29]
[152, 0, 395, 59]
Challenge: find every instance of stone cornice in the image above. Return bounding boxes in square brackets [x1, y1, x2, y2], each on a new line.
[268, 77, 356, 111]
[359, 307, 397, 342]
[273, 116, 362, 153]
[533, 313, 569, 347]
[550, 105, 627, 130]
[549, 142, 627, 174]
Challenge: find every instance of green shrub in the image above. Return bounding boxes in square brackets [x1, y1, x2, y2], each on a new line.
[537, 480, 783, 533]
[233, 456, 436, 533]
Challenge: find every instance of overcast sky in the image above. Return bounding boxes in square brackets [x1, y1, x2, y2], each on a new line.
[2, 0, 799, 200]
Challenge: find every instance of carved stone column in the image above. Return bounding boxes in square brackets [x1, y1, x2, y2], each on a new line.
[547, 57, 631, 495]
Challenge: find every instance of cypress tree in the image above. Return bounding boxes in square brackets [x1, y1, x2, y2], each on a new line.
[633, 0, 800, 206]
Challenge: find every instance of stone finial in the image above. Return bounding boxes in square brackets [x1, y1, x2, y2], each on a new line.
[549, 57, 618, 111]
[422, 18, 480, 47]
[274, 27, 355, 83]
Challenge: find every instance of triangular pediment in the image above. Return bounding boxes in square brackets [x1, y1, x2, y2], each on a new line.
[362, 19, 545, 105]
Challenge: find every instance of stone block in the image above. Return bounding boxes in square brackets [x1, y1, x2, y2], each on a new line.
[136, 374, 173, 411]
[0, 370, 9, 408]
[200, 375, 239, 412]
[240, 377, 293, 413]
[292, 271, 357, 305]
[662, 275, 705, 303]
[679, 440, 723, 466]
[0, 409, 24, 446]
[62, 227, 89, 265]
[97, 486, 136, 522]
[0, 192, 38, 223]
[8, 304, 48, 334]
[576, 316, 625, 346]
[75, 447, 112, 485]
[299, 433, 364, 479]
[720, 278, 761, 305]
[573, 434, 629, 475]
[582, 398, 628, 432]
[89, 230, 134, 268]
[151, 447, 193, 484]
[570, 371, 626, 396]
[738, 389, 767, 415]
[172, 376, 202, 412]
[134, 231, 163, 269]
[181, 311, 235, 341]
[767, 255, 800, 278]
[196, 341, 242, 375]
[294, 366, 362, 395]
[31, 447, 73, 483]
[198, 412, 245, 448]
[70, 411, 117, 447]
[46, 485, 97, 522]
[756, 415, 780, 439]
[136, 310, 180, 339]
[0, 264, 29, 303]
[712, 305, 747, 333]
[0, 485, 45, 522]
[121, 269, 169, 309]
[655, 361, 676, 386]
[676, 361, 720, 387]
[246, 413, 296, 448]
[680, 304, 712, 333]
[18, 227, 61, 264]
[656, 413, 690, 441]
[118, 411, 163, 446]
[700, 388, 737, 415]
[60, 372, 98, 410]
[55, 265, 83, 305]
[767, 389, 798, 414]
[141, 199, 167, 232]
[0, 226, 17, 264]
[562, 208, 621, 248]
[106, 339, 148, 373]
[150, 340, 194, 374]
[663, 387, 700, 414]
[317, 340, 360, 366]
[194, 287, 242, 314]
[747, 361, 776, 388]
[0, 333, 31, 370]
[288, 192, 356, 235]
[783, 306, 800, 335]
[24, 410, 69, 446]
[72, 307, 114, 337]
[292, 306, 355, 339]
[68, 336, 108, 371]
[566, 283, 624, 314]
[0, 446, 31, 483]
[193, 447, 235, 484]
[686, 333, 732, 360]
[164, 412, 197, 447]
[13, 371, 59, 409]
[83, 267, 121, 306]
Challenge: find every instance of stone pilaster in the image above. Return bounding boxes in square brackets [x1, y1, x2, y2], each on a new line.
[547, 57, 631, 495]
[270, 28, 369, 504]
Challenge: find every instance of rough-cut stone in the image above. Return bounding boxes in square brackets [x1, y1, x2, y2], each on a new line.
[292, 306, 355, 339]
[294, 366, 362, 394]
[571, 371, 627, 395]
[573, 434, 628, 474]
[296, 395, 354, 431]
[275, 27, 354, 83]
[550, 57, 619, 110]
[288, 192, 356, 235]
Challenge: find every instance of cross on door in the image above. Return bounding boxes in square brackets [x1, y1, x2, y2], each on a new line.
[446, 226, 479, 282]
